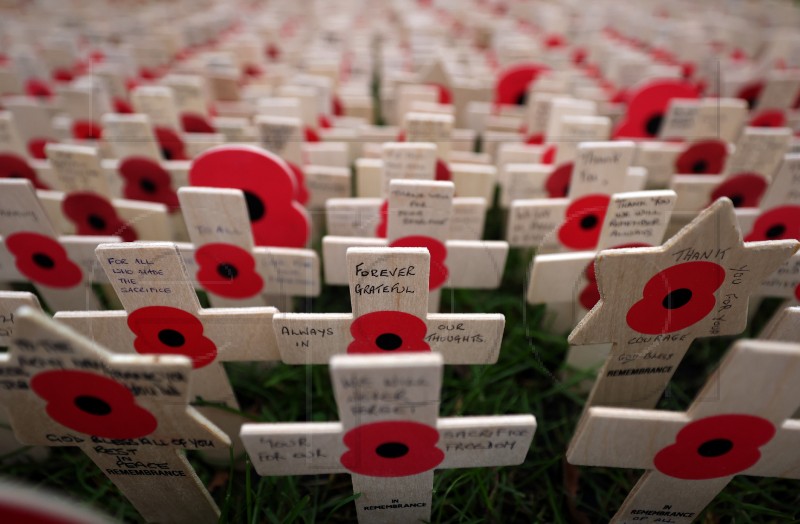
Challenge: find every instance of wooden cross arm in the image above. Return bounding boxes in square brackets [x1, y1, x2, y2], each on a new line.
[566, 407, 689, 469]
[273, 313, 505, 364]
[437, 415, 536, 469]
[241, 422, 347, 476]
[527, 252, 595, 304]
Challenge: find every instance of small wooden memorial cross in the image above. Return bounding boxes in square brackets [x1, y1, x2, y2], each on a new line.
[274, 246, 504, 364]
[0, 179, 119, 310]
[569, 198, 798, 409]
[0, 306, 230, 524]
[506, 141, 638, 251]
[326, 141, 487, 241]
[43, 143, 172, 241]
[0, 111, 53, 189]
[526, 190, 677, 343]
[176, 186, 320, 310]
[241, 352, 536, 523]
[568, 338, 800, 523]
[54, 242, 280, 457]
[323, 180, 508, 311]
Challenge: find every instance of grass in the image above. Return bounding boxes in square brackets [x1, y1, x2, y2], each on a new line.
[3, 201, 799, 522]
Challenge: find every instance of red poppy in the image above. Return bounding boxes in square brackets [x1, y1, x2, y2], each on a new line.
[745, 206, 800, 242]
[195, 243, 264, 298]
[557, 194, 610, 250]
[375, 200, 389, 238]
[709, 174, 768, 208]
[62, 192, 137, 242]
[749, 110, 786, 128]
[243, 64, 263, 78]
[71, 120, 102, 140]
[436, 159, 451, 181]
[430, 83, 452, 105]
[578, 243, 650, 310]
[113, 97, 134, 114]
[5, 232, 83, 288]
[319, 114, 332, 129]
[52, 68, 74, 83]
[266, 43, 280, 60]
[0, 153, 50, 189]
[30, 369, 158, 438]
[674, 140, 727, 174]
[388, 235, 449, 290]
[332, 95, 344, 117]
[189, 146, 310, 248]
[180, 113, 215, 133]
[27, 138, 54, 160]
[494, 63, 549, 106]
[545, 162, 573, 198]
[626, 261, 725, 334]
[541, 145, 556, 165]
[654, 414, 775, 480]
[154, 126, 188, 161]
[304, 127, 320, 142]
[525, 133, 544, 145]
[287, 162, 310, 206]
[348, 311, 430, 354]
[127, 306, 218, 369]
[25, 78, 53, 99]
[737, 82, 763, 110]
[340, 420, 444, 477]
[613, 79, 699, 139]
[119, 157, 179, 210]
[544, 34, 565, 48]
[139, 66, 165, 80]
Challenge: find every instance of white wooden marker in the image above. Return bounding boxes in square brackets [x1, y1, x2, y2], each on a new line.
[177, 187, 320, 309]
[43, 143, 172, 241]
[0, 306, 229, 524]
[241, 353, 535, 523]
[54, 242, 280, 458]
[569, 198, 798, 409]
[507, 141, 638, 250]
[323, 180, 508, 311]
[0, 480, 114, 524]
[0, 179, 119, 310]
[568, 338, 800, 523]
[275, 247, 504, 364]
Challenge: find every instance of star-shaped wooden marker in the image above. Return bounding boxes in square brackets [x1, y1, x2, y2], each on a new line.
[568, 337, 800, 523]
[570, 197, 798, 409]
[0, 306, 229, 524]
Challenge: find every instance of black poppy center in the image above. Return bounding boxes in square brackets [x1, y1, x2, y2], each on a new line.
[158, 329, 185, 347]
[87, 214, 107, 230]
[691, 159, 708, 173]
[515, 90, 528, 107]
[580, 214, 598, 230]
[729, 194, 744, 207]
[217, 263, 239, 279]
[32, 253, 55, 269]
[243, 191, 266, 222]
[645, 113, 664, 137]
[766, 223, 786, 239]
[375, 442, 409, 459]
[74, 395, 112, 416]
[139, 178, 157, 194]
[697, 438, 733, 458]
[375, 333, 402, 351]
[662, 288, 692, 309]
[161, 147, 173, 160]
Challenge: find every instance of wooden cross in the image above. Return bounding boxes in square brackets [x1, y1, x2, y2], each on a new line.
[241, 352, 536, 523]
[3, 96, 59, 161]
[0, 479, 114, 524]
[568, 337, 800, 523]
[507, 141, 639, 251]
[42, 143, 172, 242]
[176, 186, 320, 310]
[569, 197, 798, 409]
[671, 127, 793, 214]
[0, 306, 229, 524]
[0, 179, 119, 310]
[0, 111, 53, 189]
[54, 242, 280, 458]
[326, 141, 487, 240]
[323, 180, 508, 311]
[274, 246, 504, 363]
[527, 189, 677, 358]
